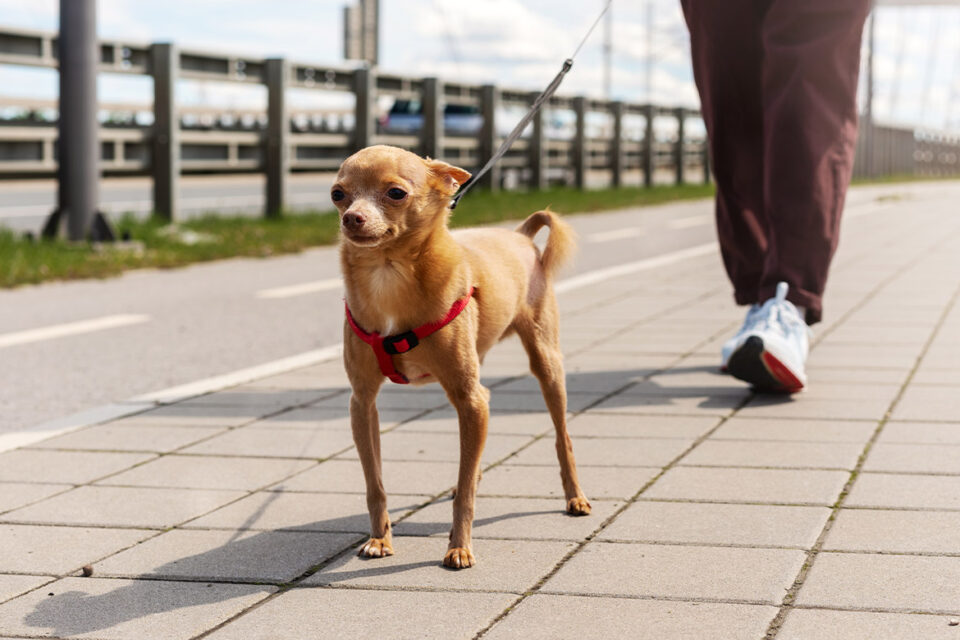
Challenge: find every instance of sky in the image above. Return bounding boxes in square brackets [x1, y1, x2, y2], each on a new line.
[0, 0, 958, 132]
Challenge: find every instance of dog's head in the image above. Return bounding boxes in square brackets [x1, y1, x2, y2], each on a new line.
[331, 145, 471, 248]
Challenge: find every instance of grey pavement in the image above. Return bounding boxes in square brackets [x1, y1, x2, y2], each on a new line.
[0, 179, 959, 638]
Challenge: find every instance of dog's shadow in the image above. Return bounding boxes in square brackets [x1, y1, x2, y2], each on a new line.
[20, 501, 556, 637]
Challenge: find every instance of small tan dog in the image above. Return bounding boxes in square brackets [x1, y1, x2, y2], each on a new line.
[332, 145, 590, 569]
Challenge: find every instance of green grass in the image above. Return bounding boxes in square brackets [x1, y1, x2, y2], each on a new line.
[1, 182, 717, 288]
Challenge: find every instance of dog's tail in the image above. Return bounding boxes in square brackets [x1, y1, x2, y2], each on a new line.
[516, 209, 577, 279]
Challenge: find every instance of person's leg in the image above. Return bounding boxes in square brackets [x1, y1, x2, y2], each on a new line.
[681, 0, 770, 306]
[760, 0, 871, 324]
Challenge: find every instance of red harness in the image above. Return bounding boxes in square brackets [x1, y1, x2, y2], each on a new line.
[344, 287, 476, 384]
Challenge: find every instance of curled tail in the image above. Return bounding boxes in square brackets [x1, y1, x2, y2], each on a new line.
[516, 209, 577, 278]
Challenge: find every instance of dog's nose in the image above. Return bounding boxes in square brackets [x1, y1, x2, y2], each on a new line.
[342, 212, 365, 230]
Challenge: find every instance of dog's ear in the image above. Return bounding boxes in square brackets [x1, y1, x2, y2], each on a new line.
[426, 158, 471, 195]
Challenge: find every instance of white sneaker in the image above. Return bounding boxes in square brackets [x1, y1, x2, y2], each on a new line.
[721, 282, 810, 393]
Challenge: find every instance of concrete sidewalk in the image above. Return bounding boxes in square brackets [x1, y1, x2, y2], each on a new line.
[1, 191, 960, 639]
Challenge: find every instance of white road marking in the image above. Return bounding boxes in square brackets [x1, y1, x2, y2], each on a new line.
[554, 242, 718, 293]
[256, 278, 344, 299]
[130, 343, 343, 404]
[667, 214, 713, 229]
[585, 227, 645, 243]
[0, 314, 150, 349]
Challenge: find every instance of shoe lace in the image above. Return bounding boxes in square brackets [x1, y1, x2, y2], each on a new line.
[751, 282, 807, 338]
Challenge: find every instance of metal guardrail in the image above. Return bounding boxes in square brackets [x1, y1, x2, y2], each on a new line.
[0, 25, 709, 219]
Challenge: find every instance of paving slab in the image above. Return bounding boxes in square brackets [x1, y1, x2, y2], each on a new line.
[203, 588, 515, 640]
[0, 574, 53, 605]
[338, 431, 531, 465]
[397, 496, 620, 540]
[862, 443, 960, 473]
[29, 424, 226, 453]
[598, 501, 830, 548]
[0, 486, 245, 528]
[680, 439, 864, 470]
[176, 388, 330, 409]
[505, 435, 692, 468]
[588, 392, 742, 417]
[736, 396, 890, 421]
[107, 404, 267, 428]
[479, 463, 658, 500]
[797, 552, 960, 613]
[542, 542, 805, 604]
[307, 536, 575, 592]
[778, 609, 960, 640]
[824, 509, 960, 554]
[184, 490, 422, 533]
[245, 406, 418, 430]
[567, 413, 721, 439]
[0, 524, 153, 574]
[892, 386, 960, 422]
[0, 483, 71, 514]
[845, 473, 960, 510]
[0, 450, 154, 484]
[878, 421, 960, 444]
[398, 409, 556, 435]
[269, 459, 461, 496]
[95, 528, 359, 582]
[96, 454, 315, 491]
[644, 467, 850, 505]
[483, 594, 777, 640]
[179, 427, 357, 459]
[710, 417, 877, 443]
[0, 577, 273, 640]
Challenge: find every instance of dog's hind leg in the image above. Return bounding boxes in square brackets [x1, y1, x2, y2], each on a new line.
[515, 308, 591, 516]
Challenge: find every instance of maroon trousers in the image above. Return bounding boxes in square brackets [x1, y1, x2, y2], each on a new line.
[681, 0, 870, 324]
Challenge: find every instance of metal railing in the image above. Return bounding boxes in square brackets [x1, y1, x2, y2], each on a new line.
[0, 25, 708, 220]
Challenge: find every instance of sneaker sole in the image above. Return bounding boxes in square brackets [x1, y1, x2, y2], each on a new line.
[726, 335, 804, 393]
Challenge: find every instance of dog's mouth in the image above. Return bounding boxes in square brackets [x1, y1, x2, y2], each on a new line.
[342, 227, 394, 246]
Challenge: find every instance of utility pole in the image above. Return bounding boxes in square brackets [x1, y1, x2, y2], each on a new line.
[864, 8, 876, 177]
[43, 0, 113, 241]
[343, 0, 379, 66]
[603, 0, 612, 99]
[645, 0, 654, 102]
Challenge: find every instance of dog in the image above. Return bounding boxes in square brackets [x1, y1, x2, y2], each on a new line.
[332, 145, 590, 569]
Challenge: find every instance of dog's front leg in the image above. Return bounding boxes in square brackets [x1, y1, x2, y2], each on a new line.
[441, 377, 490, 569]
[349, 388, 392, 558]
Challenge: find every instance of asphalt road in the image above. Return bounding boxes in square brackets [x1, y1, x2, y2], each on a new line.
[0, 180, 950, 433]
[0, 174, 338, 234]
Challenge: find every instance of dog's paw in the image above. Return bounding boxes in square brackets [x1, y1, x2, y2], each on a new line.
[358, 537, 394, 558]
[566, 496, 592, 516]
[442, 547, 476, 569]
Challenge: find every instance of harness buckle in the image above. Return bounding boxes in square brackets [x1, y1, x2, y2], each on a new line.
[382, 331, 419, 355]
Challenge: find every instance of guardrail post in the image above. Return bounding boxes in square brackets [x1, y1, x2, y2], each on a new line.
[353, 66, 375, 151]
[265, 57, 289, 218]
[572, 96, 587, 189]
[44, 0, 106, 240]
[529, 90, 546, 190]
[478, 84, 500, 191]
[422, 77, 442, 159]
[643, 104, 654, 187]
[674, 107, 686, 185]
[611, 101, 624, 188]
[151, 42, 179, 222]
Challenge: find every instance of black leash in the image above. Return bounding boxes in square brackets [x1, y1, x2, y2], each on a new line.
[449, 0, 613, 210]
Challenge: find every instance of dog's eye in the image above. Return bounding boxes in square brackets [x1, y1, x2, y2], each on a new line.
[386, 188, 407, 201]
[331, 189, 346, 202]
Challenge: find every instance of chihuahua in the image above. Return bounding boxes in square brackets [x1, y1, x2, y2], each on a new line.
[332, 145, 590, 569]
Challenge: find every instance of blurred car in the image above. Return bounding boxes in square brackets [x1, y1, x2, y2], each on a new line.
[381, 99, 483, 136]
